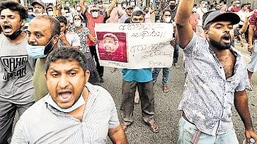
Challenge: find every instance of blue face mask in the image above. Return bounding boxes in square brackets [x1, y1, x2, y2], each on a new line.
[26, 44, 47, 59]
[26, 37, 55, 59]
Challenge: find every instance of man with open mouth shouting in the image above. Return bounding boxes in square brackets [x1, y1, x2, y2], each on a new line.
[0, 1, 35, 143]
[176, 0, 257, 143]
[11, 47, 128, 144]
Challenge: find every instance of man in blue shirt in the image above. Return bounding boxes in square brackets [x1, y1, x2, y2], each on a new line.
[120, 10, 159, 133]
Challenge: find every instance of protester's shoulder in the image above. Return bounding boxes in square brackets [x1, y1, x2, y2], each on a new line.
[19, 97, 48, 119]
[87, 83, 113, 100]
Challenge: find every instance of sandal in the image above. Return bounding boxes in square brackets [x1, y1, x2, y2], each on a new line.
[146, 121, 159, 133]
[121, 122, 131, 131]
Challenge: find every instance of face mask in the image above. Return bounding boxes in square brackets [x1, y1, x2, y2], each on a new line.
[165, 17, 171, 23]
[74, 21, 81, 27]
[27, 37, 55, 58]
[92, 12, 99, 18]
[26, 44, 47, 58]
[48, 11, 54, 16]
[46, 93, 85, 113]
[76, 7, 81, 12]
[28, 12, 33, 15]
[6, 29, 22, 40]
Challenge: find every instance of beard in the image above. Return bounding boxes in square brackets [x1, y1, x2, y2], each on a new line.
[209, 38, 231, 50]
[209, 34, 231, 50]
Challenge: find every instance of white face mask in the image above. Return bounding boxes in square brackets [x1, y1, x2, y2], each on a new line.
[46, 94, 85, 113]
[165, 17, 171, 23]
[76, 7, 81, 12]
[48, 11, 54, 16]
[28, 12, 33, 15]
[92, 11, 99, 18]
[74, 21, 81, 27]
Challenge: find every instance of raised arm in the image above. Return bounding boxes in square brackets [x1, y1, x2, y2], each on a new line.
[106, 0, 117, 17]
[80, 0, 88, 14]
[175, 0, 194, 48]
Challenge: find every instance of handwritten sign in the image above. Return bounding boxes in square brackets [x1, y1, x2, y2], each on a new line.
[95, 23, 174, 69]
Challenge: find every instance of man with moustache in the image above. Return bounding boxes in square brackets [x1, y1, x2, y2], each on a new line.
[26, 15, 60, 101]
[176, 0, 257, 143]
[11, 47, 128, 144]
[0, 1, 35, 143]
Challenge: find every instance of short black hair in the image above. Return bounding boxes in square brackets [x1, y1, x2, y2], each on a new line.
[56, 16, 68, 25]
[45, 47, 88, 72]
[33, 15, 61, 37]
[0, 1, 27, 20]
[131, 10, 145, 17]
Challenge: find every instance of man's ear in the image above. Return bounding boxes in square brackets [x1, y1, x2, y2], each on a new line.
[84, 70, 90, 84]
[44, 72, 47, 81]
[20, 19, 26, 27]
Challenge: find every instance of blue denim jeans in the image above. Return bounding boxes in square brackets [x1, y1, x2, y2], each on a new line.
[152, 68, 170, 85]
[177, 117, 239, 144]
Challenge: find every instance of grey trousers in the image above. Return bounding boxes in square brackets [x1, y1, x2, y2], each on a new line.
[120, 80, 155, 125]
[0, 100, 34, 144]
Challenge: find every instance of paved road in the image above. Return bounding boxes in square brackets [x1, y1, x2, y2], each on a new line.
[100, 42, 257, 144]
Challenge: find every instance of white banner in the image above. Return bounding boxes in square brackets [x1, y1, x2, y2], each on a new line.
[95, 23, 174, 69]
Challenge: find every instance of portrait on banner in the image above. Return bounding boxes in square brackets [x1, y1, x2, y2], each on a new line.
[96, 32, 128, 62]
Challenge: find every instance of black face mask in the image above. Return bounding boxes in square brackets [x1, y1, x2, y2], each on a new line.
[170, 4, 176, 10]
[6, 29, 22, 40]
[44, 37, 55, 55]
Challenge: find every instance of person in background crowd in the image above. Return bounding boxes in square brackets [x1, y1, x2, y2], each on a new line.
[46, 6, 55, 17]
[176, 0, 257, 143]
[246, 2, 253, 12]
[31, 0, 46, 16]
[119, 5, 133, 23]
[80, 0, 117, 83]
[152, 9, 175, 93]
[68, 14, 101, 84]
[26, 15, 60, 101]
[63, 6, 74, 24]
[229, 0, 241, 12]
[97, 0, 106, 15]
[120, 10, 159, 133]
[11, 47, 128, 144]
[56, 16, 80, 49]
[247, 9, 257, 90]
[149, 2, 155, 23]
[195, 0, 209, 35]
[0, 1, 35, 143]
